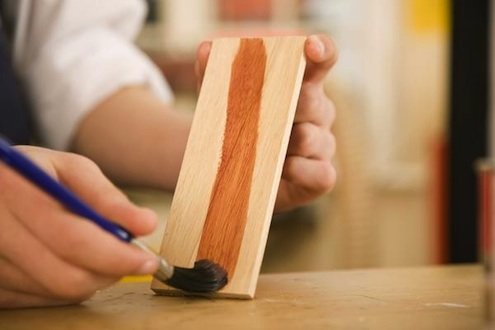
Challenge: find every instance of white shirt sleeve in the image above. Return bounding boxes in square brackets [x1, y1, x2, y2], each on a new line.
[14, 0, 173, 150]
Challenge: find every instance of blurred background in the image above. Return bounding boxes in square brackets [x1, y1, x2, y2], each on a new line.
[130, 0, 492, 273]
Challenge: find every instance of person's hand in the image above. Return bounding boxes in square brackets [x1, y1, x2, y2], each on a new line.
[195, 34, 338, 212]
[0, 146, 159, 309]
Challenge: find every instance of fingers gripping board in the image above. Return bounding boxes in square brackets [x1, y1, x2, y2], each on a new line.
[151, 37, 306, 298]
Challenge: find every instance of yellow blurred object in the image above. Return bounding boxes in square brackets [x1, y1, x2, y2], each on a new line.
[120, 275, 153, 283]
[407, 0, 450, 34]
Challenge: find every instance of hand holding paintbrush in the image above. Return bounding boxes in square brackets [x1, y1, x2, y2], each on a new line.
[0, 139, 226, 309]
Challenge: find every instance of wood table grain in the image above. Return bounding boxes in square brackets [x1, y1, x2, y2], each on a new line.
[0, 265, 483, 329]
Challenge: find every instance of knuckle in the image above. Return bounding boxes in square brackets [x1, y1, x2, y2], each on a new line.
[306, 83, 328, 110]
[63, 153, 99, 172]
[282, 157, 298, 179]
[296, 124, 317, 153]
[301, 85, 323, 108]
[317, 162, 337, 192]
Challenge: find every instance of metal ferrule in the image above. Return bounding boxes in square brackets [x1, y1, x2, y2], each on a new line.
[130, 239, 174, 281]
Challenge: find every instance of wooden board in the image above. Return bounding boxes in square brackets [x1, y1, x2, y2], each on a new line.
[151, 36, 306, 298]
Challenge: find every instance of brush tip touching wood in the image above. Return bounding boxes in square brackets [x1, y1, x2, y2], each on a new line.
[131, 240, 227, 293]
[163, 259, 228, 293]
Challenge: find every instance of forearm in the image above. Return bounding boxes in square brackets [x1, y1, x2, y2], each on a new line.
[70, 86, 192, 190]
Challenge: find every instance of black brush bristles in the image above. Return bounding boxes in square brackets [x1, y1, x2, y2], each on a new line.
[165, 259, 228, 293]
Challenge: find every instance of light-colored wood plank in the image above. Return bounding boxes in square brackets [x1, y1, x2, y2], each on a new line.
[0, 266, 483, 329]
[151, 36, 306, 298]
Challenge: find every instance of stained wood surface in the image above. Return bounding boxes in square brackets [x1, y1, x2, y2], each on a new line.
[196, 38, 267, 275]
[152, 36, 306, 298]
[0, 265, 483, 329]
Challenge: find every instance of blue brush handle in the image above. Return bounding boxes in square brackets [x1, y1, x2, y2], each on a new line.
[0, 138, 133, 242]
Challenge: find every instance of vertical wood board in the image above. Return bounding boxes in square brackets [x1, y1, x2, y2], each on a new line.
[152, 36, 306, 298]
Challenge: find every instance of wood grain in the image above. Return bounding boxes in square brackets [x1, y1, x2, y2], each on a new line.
[151, 36, 306, 298]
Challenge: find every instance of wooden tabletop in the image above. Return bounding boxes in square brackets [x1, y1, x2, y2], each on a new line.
[0, 265, 483, 329]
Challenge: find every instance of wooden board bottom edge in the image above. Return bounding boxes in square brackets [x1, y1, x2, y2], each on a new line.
[151, 288, 254, 300]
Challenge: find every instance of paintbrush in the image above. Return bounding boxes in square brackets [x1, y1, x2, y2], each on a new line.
[0, 138, 227, 293]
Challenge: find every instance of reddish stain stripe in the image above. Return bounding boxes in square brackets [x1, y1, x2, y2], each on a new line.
[196, 39, 267, 277]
